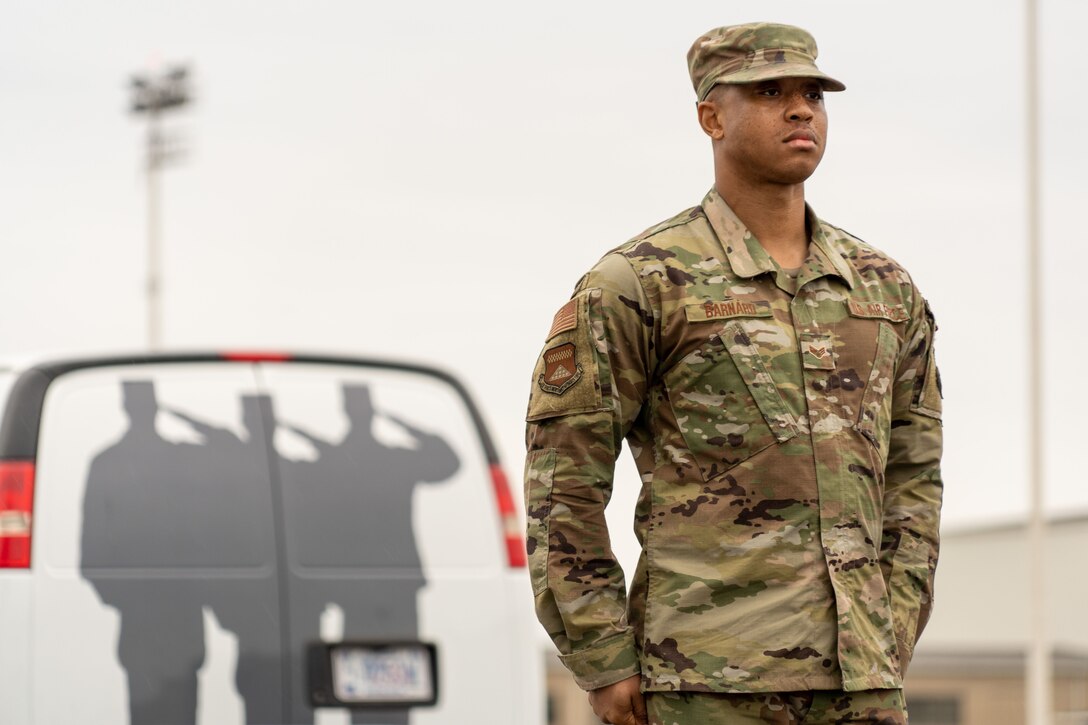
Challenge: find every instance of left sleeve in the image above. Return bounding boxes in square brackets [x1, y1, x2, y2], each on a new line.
[880, 282, 944, 674]
[523, 254, 655, 691]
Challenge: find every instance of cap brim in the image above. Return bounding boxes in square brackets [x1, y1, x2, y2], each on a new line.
[713, 63, 846, 93]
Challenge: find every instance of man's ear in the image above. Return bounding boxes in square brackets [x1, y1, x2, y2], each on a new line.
[697, 96, 725, 140]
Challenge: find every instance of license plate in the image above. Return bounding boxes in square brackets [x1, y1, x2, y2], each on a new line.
[329, 643, 437, 706]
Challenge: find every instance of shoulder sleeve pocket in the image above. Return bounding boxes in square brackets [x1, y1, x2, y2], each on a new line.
[527, 289, 606, 422]
[909, 301, 942, 421]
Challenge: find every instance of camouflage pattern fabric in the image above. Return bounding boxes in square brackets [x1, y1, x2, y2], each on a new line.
[524, 188, 943, 694]
[687, 23, 846, 101]
[647, 688, 906, 724]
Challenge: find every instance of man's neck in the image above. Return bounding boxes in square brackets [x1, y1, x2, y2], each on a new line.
[716, 179, 810, 268]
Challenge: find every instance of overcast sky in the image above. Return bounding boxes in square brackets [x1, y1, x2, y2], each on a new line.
[3, 1, 1086, 571]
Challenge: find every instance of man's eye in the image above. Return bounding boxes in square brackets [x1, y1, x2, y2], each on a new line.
[805, 91, 824, 101]
[759, 88, 780, 97]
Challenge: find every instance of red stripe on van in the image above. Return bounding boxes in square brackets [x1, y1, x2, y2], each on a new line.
[0, 460, 35, 568]
[220, 352, 294, 363]
[489, 463, 526, 568]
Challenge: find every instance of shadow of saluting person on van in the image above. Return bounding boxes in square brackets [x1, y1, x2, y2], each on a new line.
[166, 394, 285, 725]
[81, 381, 272, 725]
[82, 378, 282, 722]
[277, 383, 460, 725]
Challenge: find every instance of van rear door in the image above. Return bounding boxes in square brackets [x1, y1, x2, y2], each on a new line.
[257, 360, 519, 724]
[29, 361, 285, 724]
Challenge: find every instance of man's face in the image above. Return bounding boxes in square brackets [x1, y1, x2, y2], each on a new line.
[701, 77, 829, 186]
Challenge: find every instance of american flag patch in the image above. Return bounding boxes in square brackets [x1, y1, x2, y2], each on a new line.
[547, 299, 578, 340]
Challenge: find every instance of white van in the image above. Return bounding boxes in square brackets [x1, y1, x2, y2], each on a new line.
[0, 352, 543, 725]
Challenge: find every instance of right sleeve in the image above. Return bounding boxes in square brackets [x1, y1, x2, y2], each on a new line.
[880, 284, 943, 674]
[523, 252, 656, 691]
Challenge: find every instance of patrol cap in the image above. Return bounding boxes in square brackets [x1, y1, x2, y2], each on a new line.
[688, 22, 846, 102]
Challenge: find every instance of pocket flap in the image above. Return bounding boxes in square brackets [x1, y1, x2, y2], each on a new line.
[719, 321, 798, 441]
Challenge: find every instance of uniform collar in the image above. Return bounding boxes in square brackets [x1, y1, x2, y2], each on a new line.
[701, 187, 855, 290]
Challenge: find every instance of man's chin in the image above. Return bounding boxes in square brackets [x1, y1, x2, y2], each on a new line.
[768, 169, 818, 186]
[772, 158, 823, 185]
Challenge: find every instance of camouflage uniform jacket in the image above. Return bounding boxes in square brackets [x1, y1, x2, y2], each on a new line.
[524, 188, 943, 694]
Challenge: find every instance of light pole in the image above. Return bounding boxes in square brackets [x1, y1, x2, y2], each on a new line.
[129, 65, 191, 351]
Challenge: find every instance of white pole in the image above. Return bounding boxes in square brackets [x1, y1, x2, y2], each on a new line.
[1025, 0, 1050, 723]
[147, 110, 162, 352]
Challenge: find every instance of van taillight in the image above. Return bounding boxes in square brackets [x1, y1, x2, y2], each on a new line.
[489, 463, 526, 568]
[0, 460, 35, 568]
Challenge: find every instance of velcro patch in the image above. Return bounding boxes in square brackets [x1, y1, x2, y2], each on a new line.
[686, 299, 773, 322]
[800, 332, 836, 370]
[847, 299, 909, 323]
[526, 289, 604, 421]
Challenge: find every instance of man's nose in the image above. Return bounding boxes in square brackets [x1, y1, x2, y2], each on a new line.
[786, 93, 814, 122]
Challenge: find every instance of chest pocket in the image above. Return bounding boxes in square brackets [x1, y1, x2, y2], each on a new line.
[841, 310, 902, 469]
[663, 314, 799, 483]
[852, 322, 896, 457]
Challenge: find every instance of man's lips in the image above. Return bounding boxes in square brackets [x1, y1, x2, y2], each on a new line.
[785, 129, 818, 148]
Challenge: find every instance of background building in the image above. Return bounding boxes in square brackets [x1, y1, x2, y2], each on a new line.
[908, 513, 1088, 725]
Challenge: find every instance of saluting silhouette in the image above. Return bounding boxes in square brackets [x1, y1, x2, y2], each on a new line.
[81, 382, 275, 724]
[79, 380, 459, 725]
[169, 394, 284, 725]
[277, 384, 460, 725]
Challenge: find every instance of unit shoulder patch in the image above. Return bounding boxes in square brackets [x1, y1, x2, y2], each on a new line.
[538, 342, 583, 395]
